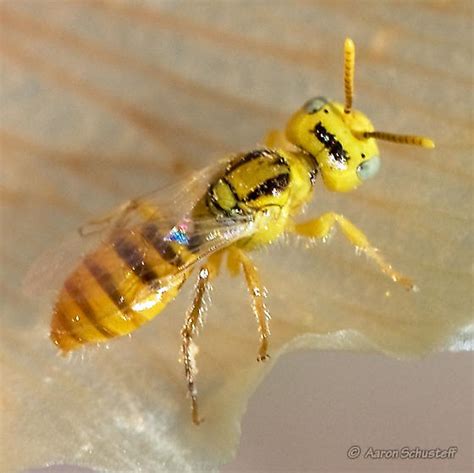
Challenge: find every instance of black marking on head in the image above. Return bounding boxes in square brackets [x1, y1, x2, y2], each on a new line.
[312, 122, 349, 166]
[244, 173, 290, 202]
[141, 223, 185, 267]
[302, 151, 319, 186]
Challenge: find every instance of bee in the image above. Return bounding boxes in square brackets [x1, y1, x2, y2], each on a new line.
[48, 38, 434, 424]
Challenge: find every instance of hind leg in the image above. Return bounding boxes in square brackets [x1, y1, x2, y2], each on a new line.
[181, 252, 222, 425]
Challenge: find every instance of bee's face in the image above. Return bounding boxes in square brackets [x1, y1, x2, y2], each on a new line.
[285, 97, 381, 192]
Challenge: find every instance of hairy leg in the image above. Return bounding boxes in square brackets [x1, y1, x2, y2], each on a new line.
[228, 247, 271, 361]
[181, 252, 222, 425]
[293, 212, 415, 290]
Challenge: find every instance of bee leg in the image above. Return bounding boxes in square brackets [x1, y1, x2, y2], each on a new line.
[293, 212, 416, 291]
[229, 248, 271, 362]
[181, 252, 222, 425]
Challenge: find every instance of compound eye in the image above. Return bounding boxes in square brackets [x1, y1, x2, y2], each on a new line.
[303, 96, 328, 114]
[356, 156, 380, 180]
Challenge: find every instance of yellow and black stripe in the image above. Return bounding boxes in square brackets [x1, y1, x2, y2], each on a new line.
[207, 149, 291, 217]
[51, 212, 197, 352]
[51, 150, 292, 352]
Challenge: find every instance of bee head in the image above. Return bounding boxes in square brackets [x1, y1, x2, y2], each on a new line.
[285, 38, 434, 193]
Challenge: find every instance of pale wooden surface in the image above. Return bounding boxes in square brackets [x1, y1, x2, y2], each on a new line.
[0, 1, 472, 472]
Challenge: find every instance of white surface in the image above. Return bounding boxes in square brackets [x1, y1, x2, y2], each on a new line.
[24, 351, 473, 472]
[1, 1, 472, 472]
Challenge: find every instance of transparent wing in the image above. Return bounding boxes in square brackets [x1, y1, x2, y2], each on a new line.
[23, 164, 215, 300]
[24, 158, 256, 310]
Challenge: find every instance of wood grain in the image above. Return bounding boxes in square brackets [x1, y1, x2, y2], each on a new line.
[0, 1, 472, 472]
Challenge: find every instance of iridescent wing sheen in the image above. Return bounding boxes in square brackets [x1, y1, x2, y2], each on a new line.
[46, 209, 255, 346]
[24, 159, 256, 313]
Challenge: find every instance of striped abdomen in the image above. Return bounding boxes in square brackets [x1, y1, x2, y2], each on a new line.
[51, 222, 196, 352]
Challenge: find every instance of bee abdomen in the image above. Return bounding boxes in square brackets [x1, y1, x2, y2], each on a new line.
[50, 227, 193, 352]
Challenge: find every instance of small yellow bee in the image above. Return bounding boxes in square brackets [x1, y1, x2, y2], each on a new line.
[49, 38, 434, 424]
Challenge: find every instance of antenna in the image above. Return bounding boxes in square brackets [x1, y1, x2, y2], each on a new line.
[343, 38, 355, 114]
[343, 38, 435, 149]
[362, 131, 435, 149]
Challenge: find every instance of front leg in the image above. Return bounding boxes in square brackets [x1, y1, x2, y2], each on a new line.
[228, 248, 271, 361]
[293, 212, 415, 291]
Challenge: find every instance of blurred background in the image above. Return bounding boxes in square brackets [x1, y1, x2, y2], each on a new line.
[0, 1, 472, 472]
